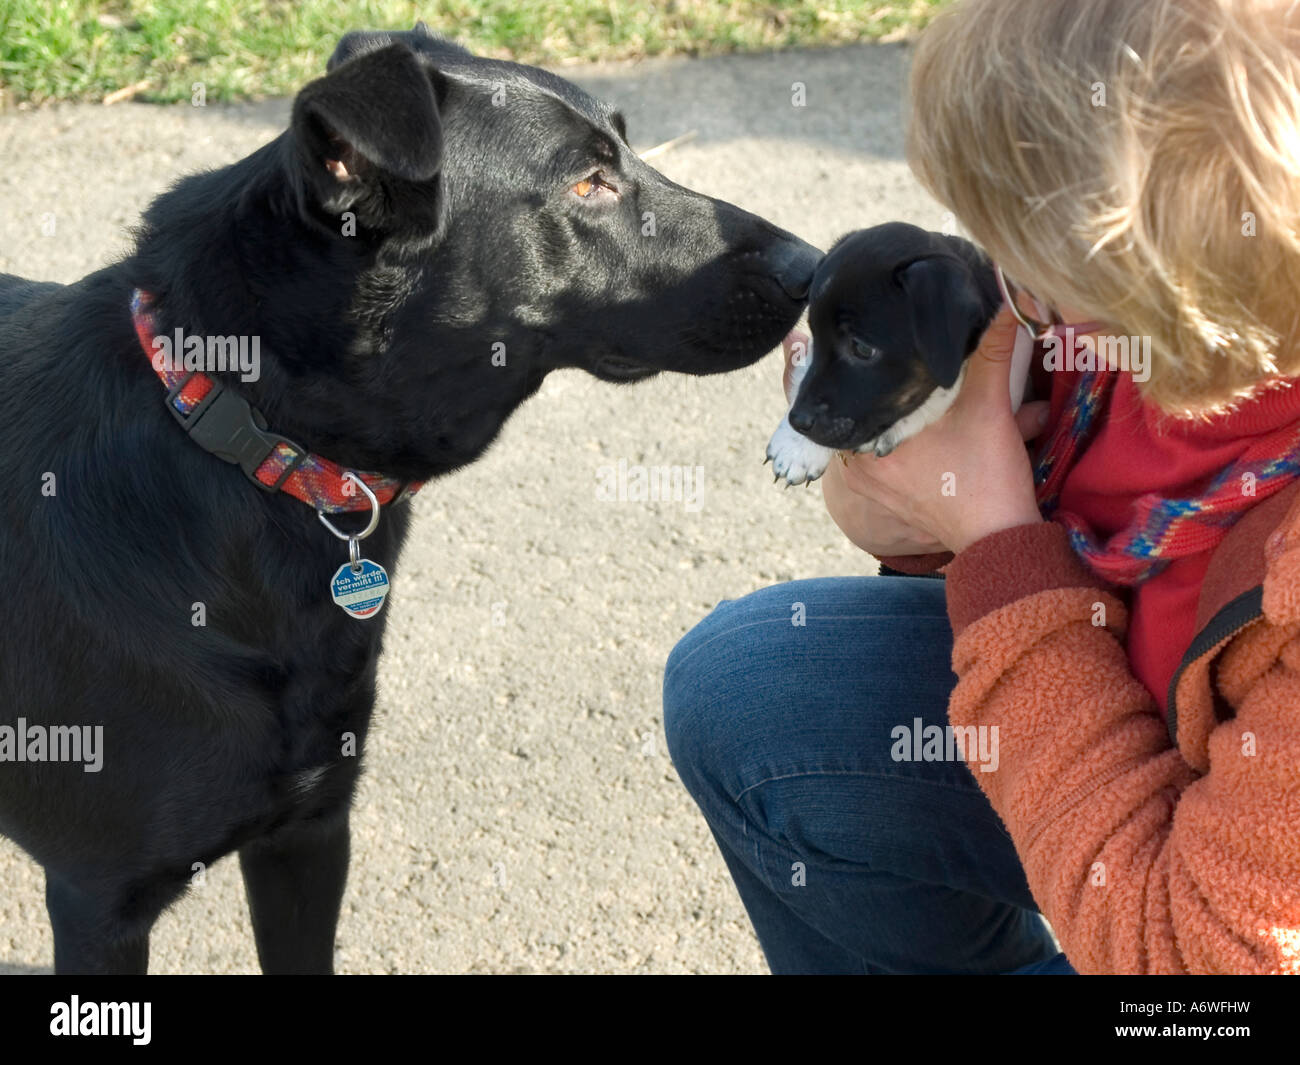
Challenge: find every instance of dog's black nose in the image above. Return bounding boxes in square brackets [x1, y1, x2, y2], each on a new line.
[789, 406, 816, 432]
[767, 238, 822, 301]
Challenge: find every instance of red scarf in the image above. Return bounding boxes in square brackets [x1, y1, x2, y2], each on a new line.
[1037, 363, 1300, 712]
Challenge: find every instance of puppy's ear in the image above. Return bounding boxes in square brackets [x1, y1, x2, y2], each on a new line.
[896, 257, 990, 388]
[292, 42, 442, 228]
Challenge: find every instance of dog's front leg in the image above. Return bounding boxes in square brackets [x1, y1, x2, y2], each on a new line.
[45, 872, 151, 974]
[766, 341, 835, 485]
[239, 812, 350, 975]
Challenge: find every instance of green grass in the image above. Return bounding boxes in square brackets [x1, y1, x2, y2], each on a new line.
[0, 0, 952, 106]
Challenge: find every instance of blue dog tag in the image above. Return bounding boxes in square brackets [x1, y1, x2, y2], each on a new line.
[329, 559, 390, 619]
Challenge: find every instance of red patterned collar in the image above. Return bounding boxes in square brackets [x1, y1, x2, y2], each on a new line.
[132, 289, 421, 514]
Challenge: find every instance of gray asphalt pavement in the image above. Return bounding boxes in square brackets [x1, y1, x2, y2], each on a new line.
[0, 42, 941, 973]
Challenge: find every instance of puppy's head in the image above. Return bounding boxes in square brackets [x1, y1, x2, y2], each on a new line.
[787, 222, 997, 450]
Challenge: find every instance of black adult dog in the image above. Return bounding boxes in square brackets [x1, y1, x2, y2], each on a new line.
[0, 25, 819, 974]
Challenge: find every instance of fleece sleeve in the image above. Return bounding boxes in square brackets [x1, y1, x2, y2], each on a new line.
[943, 521, 1300, 974]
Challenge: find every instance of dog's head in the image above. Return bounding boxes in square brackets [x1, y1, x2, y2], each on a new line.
[136, 26, 820, 478]
[786, 222, 998, 450]
[147, 25, 818, 478]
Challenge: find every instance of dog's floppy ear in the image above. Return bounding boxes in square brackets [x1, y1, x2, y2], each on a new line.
[896, 257, 990, 388]
[292, 41, 442, 227]
[328, 23, 437, 71]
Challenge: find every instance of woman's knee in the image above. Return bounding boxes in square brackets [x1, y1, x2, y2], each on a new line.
[662, 576, 950, 788]
[663, 581, 822, 781]
[662, 591, 756, 784]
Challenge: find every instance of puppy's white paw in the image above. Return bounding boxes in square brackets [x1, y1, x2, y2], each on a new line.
[870, 430, 901, 457]
[766, 417, 834, 486]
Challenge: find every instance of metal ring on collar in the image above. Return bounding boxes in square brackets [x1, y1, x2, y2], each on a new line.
[316, 472, 381, 542]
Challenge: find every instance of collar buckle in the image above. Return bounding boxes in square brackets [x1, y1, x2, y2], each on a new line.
[166, 373, 307, 492]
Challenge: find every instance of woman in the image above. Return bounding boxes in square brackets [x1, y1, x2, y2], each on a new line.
[663, 0, 1300, 974]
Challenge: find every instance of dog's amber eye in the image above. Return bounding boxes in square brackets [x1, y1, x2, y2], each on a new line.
[571, 173, 616, 201]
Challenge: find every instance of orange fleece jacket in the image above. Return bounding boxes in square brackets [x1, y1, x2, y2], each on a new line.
[940, 479, 1300, 973]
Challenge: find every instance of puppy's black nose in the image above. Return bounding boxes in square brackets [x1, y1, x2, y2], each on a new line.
[789, 406, 816, 432]
[766, 238, 822, 301]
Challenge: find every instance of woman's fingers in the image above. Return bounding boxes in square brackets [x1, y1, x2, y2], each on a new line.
[957, 305, 1021, 412]
[822, 453, 946, 555]
[837, 451, 916, 516]
[1015, 400, 1051, 441]
[781, 329, 811, 401]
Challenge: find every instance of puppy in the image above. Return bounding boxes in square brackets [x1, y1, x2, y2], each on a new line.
[766, 222, 1029, 485]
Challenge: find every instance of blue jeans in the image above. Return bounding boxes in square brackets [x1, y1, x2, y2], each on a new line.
[662, 576, 1076, 974]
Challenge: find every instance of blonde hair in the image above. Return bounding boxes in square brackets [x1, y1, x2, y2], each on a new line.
[907, 0, 1300, 416]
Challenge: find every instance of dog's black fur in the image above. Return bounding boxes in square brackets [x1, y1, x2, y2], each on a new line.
[791, 222, 999, 450]
[0, 26, 819, 973]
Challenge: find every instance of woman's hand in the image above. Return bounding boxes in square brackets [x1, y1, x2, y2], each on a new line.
[822, 453, 949, 555]
[806, 308, 1052, 556]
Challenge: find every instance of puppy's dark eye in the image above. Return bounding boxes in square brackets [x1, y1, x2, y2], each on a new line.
[851, 338, 882, 362]
[570, 172, 618, 202]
